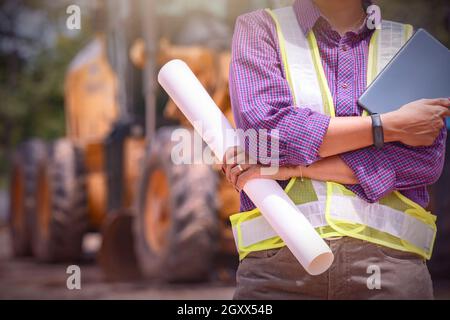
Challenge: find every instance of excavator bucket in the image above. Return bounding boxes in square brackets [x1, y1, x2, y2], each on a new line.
[99, 210, 142, 281]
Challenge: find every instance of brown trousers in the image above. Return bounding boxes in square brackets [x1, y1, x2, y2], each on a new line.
[234, 237, 434, 300]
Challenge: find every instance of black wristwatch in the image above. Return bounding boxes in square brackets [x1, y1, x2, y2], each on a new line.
[371, 113, 384, 149]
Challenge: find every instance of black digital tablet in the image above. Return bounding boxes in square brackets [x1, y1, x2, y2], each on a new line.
[358, 29, 450, 115]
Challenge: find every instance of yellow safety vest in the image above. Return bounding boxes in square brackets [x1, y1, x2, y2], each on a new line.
[231, 6, 437, 261]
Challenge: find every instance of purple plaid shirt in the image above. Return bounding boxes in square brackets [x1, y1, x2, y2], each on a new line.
[230, 0, 447, 211]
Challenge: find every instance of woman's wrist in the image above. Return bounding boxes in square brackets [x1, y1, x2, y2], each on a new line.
[296, 157, 358, 185]
[381, 111, 404, 143]
[297, 165, 311, 179]
[270, 166, 307, 181]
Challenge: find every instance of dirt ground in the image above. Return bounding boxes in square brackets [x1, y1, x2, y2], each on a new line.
[0, 226, 235, 300]
[1, 225, 450, 300]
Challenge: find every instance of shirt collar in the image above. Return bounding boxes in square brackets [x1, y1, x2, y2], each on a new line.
[292, 0, 373, 36]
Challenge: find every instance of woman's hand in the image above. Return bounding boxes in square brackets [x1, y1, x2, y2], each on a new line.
[382, 98, 450, 147]
[222, 147, 358, 191]
[229, 165, 294, 192]
[222, 147, 293, 191]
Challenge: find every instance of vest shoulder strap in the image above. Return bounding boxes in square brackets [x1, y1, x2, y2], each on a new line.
[267, 7, 325, 113]
[268, 7, 413, 106]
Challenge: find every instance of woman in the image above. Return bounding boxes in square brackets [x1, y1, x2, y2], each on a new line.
[224, 0, 449, 299]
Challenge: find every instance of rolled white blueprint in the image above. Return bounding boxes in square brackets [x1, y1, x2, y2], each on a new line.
[158, 59, 334, 275]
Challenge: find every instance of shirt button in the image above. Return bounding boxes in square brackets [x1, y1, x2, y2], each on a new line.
[341, 45, 348, 51]
[342, 83, 349, 89]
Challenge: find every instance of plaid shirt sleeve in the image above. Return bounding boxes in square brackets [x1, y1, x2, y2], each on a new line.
[229, 10, 331, 167]
[341, 128, 447, 202]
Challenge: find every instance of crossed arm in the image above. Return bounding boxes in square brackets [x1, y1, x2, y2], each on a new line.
[227, 13, 448, 202]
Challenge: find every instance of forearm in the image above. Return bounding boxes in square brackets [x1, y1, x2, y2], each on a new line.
[319, 113, 399, 158]
[285, 156, 358, 185]
[340, 127, 447, 202]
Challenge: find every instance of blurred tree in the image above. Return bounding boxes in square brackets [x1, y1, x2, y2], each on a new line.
[0, 0, 92, 187]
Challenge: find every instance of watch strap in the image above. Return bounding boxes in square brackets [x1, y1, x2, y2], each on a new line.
[371, 113, 384, 149]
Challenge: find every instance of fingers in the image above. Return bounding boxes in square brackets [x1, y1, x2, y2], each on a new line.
[222, 147, 239, 182]
[424, 97, 450, 117]
[222, 147, 237, 165]
[229, 163, 252, 186]
[426, 98, 450, 107]
[229, 164, 285, 192]
[236, 166, 260, 191]
[226, 161, 236, 185]
[234, 165, 283, 191]
[222, 146, 256, 190]
[429, 103, 450, 117]
[223, 146, 246, 167]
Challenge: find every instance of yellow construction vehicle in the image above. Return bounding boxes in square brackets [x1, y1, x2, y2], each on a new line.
[9, 0, 279, 282]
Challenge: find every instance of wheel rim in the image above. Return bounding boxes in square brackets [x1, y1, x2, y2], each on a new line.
[10, 166, 25, 232]
[37, 167, 51, 239]
[144, 169, 171, 254]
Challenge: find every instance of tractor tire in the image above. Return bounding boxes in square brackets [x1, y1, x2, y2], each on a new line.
[9, 139, 47, 257]
[31, 138, 89, 262]
[134, 127, 219, 282]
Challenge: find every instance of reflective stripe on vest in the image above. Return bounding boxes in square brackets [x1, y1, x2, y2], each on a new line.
[231, 6, 437, 261]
